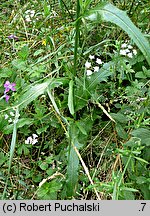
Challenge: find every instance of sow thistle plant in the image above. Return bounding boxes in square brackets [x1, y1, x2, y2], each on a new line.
[0, 0, 150, 200]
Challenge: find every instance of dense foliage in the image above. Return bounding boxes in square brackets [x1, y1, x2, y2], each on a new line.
[0, 0, 150, 200]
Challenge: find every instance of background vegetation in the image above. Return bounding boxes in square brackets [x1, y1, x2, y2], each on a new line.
[0, 0, 150, 200]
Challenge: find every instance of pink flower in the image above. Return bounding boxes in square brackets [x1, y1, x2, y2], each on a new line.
[8, 34, 19, 40]
[3, 81, 16, 102]
[4, 81, 16, 93]
[5, 94, 10, 102]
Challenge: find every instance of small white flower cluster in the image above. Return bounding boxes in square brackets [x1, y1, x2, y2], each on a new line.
[25, 134, 38, 145]
[85, 55, 103, 76]
[25, 10, 35, 22]
[5, 111, 15, 123]
[4, 110, 20, 124]
[120, 42, 137, 58]
[50, 10, 58, 18]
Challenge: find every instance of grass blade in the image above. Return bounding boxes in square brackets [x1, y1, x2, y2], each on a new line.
[2, 107, 19, 199]
[67, 140, 79, 198]
[14, 80, 51, 110]
[47, 88, 61, 116]
[68, 80, 74, 116]
[66, 123, 80, 198]
[73, 145, 101, 200]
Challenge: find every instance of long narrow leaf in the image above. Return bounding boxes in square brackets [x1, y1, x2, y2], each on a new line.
[66, 123, 81, 197]
[8, 107, 19, 172]
[47, 88, 60, 115]
[67, 140, 79, 197]
[14, 80, 51, 110]
[68, 80, 74, 115]
[2, 107, 19, 199]
[84, 3, 150, 65]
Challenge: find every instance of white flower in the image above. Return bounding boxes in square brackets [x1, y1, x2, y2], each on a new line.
[85, 61, 91, 68]
[32, 134, 38, 144]
[133, 49, 137, 55]
[13, 119, 19, 124]
[32, 138, 38, 145]
[25, 136, 32, 144]
[25, 10, 35, 16]
[124, 49, 130, 53]
[96, 58, 103, 65]
[89, 55, 95, 60]
[50, 10, 57, 18]
[93, 66, 99, 72]
[33, 134, 38, 139]
[121, 43, 127, 48]
[4, 114, 9, 119]
[127, 52, 133, 58]
[128, 45, 133, 49]
[86, 70, 93, 76]
[10, 111, 15, 116]
[120, 50, 126, 56]
[25, 10, 35, 22]
[17, 113, 20, 118]
[8, 118, 12, 123]
[25, 10, 30, 14]
[25, 134, 38, 145]
[30, 10, 35, 17]
[25, 15, 31, 22]
[30, 13, 34, 18]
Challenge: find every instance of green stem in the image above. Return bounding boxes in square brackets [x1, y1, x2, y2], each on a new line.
[119, 154, 131, 187]
[116, 153, 132, 199]
[73, 0, 81, 78]
[2, 120, 17, 199]
[59, 0, 74, 21]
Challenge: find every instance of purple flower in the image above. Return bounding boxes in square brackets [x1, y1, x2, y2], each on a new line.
[4, 81, 16, 93]
[8, 34, 19, 40]
[3, 81, 16, 102]
[5, 94, 10, 102]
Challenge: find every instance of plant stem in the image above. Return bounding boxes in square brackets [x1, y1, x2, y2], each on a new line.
[2, 121, 17, 199]
[73, 0, 81, 78]
[59, 0, 74, 21]
[116, 153, 132, 199]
